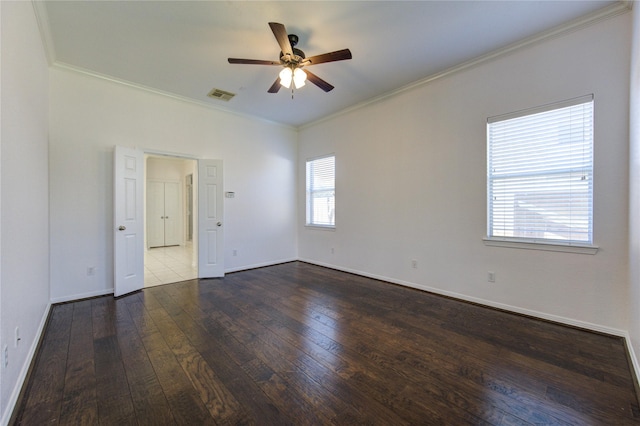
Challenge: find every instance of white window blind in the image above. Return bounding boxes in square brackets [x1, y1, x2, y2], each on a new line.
[487, 95, 594, 245]
[306, 155, 335, 227]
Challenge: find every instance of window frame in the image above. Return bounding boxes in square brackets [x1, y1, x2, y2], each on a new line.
[484, 95, 598, 254]
[305, 154, 336, 229]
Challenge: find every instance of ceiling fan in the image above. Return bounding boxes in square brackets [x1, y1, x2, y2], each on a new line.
[228, 22, 352, 94]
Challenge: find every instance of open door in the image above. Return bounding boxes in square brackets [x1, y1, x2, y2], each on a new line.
[114, 146, 144, 296]
[198, 159, 224, 278]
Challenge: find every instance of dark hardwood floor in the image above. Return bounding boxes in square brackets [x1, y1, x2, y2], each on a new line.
[12, 261, 640, 425]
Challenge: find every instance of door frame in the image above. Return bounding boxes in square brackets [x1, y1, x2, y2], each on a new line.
[114, 147, 224, 297]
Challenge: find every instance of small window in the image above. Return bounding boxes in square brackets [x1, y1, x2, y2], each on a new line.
[306, 155, 335, 228]
[487, 95, 594, 246]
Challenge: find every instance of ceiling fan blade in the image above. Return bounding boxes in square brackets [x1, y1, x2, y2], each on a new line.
[304, 49, 352, 66]
[269, 22, 293, 57]
[228, 58, 280, 65]
[267, 77, 281, 93]
[304, 70, 334, 92]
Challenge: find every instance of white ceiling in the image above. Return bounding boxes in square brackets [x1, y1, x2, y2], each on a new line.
[38, 1, 623, 127]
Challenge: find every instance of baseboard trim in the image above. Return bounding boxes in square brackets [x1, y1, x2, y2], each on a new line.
[627, 333, 640, 381]
[298, 258, 640, 388]
[298, 258, 627, 337]
[622, 332, 640, 408]
[48, 257, 634, 338]
[2, 302, 51, 426]
[48, 258, 299, 303]
[50, 288, 113, 304]
[298, 258, 640, 391]
[224, 258, 298, 274]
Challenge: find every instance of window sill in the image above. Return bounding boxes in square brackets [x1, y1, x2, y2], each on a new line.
[305, 224, 336, 231]
[483, 237, 599, 255]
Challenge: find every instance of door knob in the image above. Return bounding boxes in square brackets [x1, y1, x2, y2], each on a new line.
[217, 222, 222, 227]
[118, 225, 126, 231]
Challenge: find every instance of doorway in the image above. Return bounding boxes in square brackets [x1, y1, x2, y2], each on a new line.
[144, 155, 198, 287]
[114, 148, 224, 296]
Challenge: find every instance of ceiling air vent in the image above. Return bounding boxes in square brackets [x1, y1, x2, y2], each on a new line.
[207, 88, 236, 102]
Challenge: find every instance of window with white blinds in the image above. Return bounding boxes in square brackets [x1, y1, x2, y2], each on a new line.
[487, 95, 594, 246]
[306, 155, 335, 227]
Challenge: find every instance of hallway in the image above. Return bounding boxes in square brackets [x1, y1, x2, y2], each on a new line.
[144, 243, 197, 287]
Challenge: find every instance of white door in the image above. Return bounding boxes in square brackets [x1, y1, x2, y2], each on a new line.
[164, 182, 181, 246]
[146, 181, 181, 248]
[114, 146, 144, 297]
[198, 159, 224, 278]
[146, 181, 165, 248]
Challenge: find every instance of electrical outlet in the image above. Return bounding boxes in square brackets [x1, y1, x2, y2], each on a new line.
[232, 249, 238, 257]
[411, 260, 418, 269]
[488, 271, 496, 283]
[87, 266, 96, 276]
[331, 247, 335, 254]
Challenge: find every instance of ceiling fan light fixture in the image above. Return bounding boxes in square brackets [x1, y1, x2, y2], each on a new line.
[293, 68, 307, 89]
[228, 22, 351, 94]
[279, 67, 293, 88]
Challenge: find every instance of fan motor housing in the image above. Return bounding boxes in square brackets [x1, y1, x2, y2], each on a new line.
[279, 34, 306, 66]
[280, 48, 306, 66]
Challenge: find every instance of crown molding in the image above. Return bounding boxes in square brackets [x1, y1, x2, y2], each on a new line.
[300, 1, 632, 131]
[51, 62, 295, 130]
[31, 1, 293, 130]
[31, 0, 631, 131]
[31, 1, 55, 66]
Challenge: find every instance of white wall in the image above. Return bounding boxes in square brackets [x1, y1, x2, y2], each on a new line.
[0, 2, 51, 423]
[629, 3, 640, 381]
[49, 68, 298, 302]
[147, 156, 193, 181]
[299, 12, 631, 333]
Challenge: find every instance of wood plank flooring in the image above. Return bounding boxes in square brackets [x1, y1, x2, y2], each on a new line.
[12, 261, 640, 425]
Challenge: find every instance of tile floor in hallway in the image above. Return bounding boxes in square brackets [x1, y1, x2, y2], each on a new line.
[144, 243, 197, 287]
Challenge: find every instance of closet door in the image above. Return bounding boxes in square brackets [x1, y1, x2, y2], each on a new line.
[163, 182, 181, 246]
[147, 181, 166, 248]
[147, 181, 182, 248]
